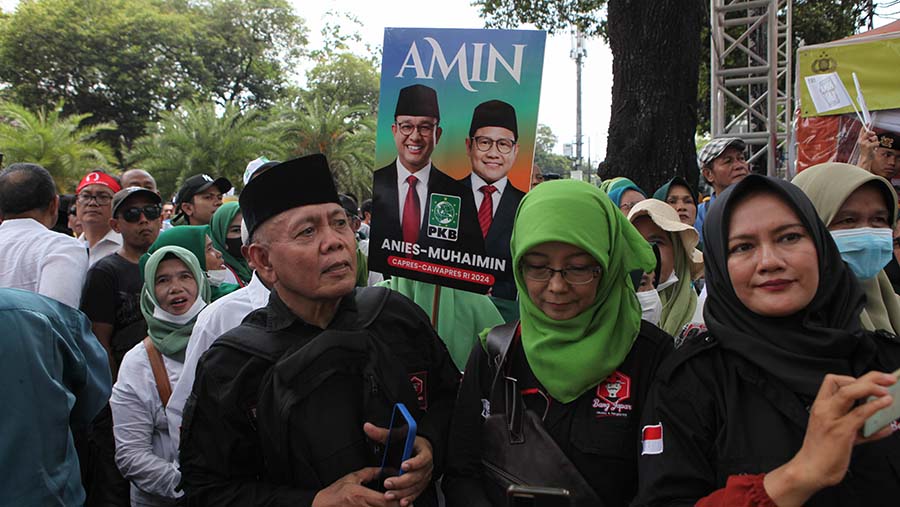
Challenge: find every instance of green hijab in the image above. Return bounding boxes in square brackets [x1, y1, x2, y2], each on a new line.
[792, 162, 900, 334]
[503, 179, 656, 403]
[658, 233, 698, 335]
[140, 246, 211, 357]
[209, 202, 252, 284]
[378, 277, 504, 370]
[141, 225, 239, 301]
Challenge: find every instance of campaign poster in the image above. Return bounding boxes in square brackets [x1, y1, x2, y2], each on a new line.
[368, 28, 546, 298]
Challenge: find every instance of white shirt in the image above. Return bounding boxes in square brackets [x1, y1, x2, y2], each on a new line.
[111, 342, 183, 506]
[166, 273, 270, 451]
[396, 159, 431, 227]
[470, 173, 509, 217]
[0, 218, 88, 308]
[80, 229, 123, 267]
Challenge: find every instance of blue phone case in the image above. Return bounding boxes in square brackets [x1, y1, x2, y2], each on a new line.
[380, 403, 417, 476]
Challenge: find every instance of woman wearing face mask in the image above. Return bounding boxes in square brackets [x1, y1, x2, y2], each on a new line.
[209, 202, 250, 287]
[142, 226, 239, 301]
[111, 246, 211, 506]
[628, 199, 704, 335]
[634, 175, 900, 507]
[443, 180, 674, 507]
[792, 162, 900, 335]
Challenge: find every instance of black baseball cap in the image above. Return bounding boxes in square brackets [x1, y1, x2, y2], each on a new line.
[174, 174, 232, 210]
[112, 187, 162, 217]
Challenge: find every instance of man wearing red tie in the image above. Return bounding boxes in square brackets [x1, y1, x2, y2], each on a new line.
[370, 85, 480, 274]
[459, 100, 525, 299]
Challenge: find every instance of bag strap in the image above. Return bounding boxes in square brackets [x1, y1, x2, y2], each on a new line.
[354, 286, 390, 328]
[484, 321, 526, 443]
[143, 337, 172, 407]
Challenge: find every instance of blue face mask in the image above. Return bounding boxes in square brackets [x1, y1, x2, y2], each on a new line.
[830, 227, 894, 280]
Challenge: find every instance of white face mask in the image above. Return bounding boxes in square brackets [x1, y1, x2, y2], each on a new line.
[637, 290, 663, 325]
[207, 269, 231, 287]
[153, 297, 207, 326]
[656, 271, 679, 291]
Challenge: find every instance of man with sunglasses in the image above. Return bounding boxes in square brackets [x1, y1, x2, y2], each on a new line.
[78, 187, 163, 506]
[370, 85, 481, 278]
[76, 170, 123, 266]
[459, 99, 526, 299]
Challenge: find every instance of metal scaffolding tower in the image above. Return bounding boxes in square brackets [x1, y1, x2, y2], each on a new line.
[710, 0, 793, 177]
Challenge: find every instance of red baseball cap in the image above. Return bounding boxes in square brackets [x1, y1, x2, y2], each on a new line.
[77, 171, 122, 194]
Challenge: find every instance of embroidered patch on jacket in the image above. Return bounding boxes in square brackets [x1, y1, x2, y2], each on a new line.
[642, 423, 664, 455]
[592, 370, 633, 418]
[408, 371, 428, 410]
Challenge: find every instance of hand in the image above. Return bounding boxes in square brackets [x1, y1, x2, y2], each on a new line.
[364, 422, 434, 507]
[311, 467, 399, 507]
[858, 127, 879, 164]
[763, 371, 896, 507]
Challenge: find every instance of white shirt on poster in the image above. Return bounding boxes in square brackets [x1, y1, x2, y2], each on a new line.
[396, 159, 431, 227]
[469, 173, 508, 217]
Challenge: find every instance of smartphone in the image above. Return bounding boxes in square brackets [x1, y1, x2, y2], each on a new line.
[862, 367, 900, 438]
[379, 403, 417, 478]
[507, 485, 572, 507]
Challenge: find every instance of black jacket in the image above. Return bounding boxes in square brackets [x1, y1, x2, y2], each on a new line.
[443, 321, 674, 507]
[178, 288, 460, 506]
[458, 175, 526, 300]
[369, 161, 488, 293]
[634, 331, 900, 507]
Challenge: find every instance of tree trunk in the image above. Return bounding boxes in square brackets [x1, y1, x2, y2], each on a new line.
[605, 0, 706, 193]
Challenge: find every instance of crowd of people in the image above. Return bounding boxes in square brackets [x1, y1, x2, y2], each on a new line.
[1, 126, 900, 507]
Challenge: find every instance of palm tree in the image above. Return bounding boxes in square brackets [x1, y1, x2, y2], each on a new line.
[129, 101, 284, 199]
[0, 101, 116, 192]
[270, 93, 376, 199]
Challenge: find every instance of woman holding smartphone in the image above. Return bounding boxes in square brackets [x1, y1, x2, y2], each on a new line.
[634, 175, 900, 507]
[443, 180, 674, 507]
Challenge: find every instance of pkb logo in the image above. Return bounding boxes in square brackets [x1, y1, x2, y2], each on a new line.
[427, 193, 461, 241]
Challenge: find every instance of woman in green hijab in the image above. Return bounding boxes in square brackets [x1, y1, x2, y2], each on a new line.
[209, 201, 251, 286]
[142, 225, 239, 301]
[792, 162, 900, 334]
[443, 180, 674, 507]
[110, 245, 211, 505]
[628, 199, 704, 336]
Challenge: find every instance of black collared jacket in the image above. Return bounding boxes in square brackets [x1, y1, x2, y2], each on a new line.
[178, 288, 460, 506]
[633, 331, 900, 507]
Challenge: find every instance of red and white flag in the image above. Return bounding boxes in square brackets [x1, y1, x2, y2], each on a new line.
[642, 423, 664, 455]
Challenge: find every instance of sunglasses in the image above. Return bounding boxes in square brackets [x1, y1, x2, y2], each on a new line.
[119, 204, 162, 223]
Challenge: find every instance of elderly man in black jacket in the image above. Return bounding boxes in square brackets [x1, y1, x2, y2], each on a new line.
[179, 155, 460, 507]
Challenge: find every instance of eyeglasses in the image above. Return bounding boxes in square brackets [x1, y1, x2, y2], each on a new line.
[395, 122, 436, 137]
[471, 136, 516, 154]
[119, 205, 162, 223]
[77, 192, 113, 205]
[521, 263, 601, 285]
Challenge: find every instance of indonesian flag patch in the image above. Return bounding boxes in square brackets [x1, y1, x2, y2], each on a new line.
[641, 423, 664, 455]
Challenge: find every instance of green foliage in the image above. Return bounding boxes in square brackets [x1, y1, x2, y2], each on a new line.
[533, 124, 572, 177]
[128, 101, 284, 199]
[189, 0, 308, 108]
[305, 53, 380, 117]
[0, 101, 116, 192]
[0, 0, 197, 157]
[474, 0, 609, 37]
[270, 94, 376, 199]
[0, 0, 308, 160]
